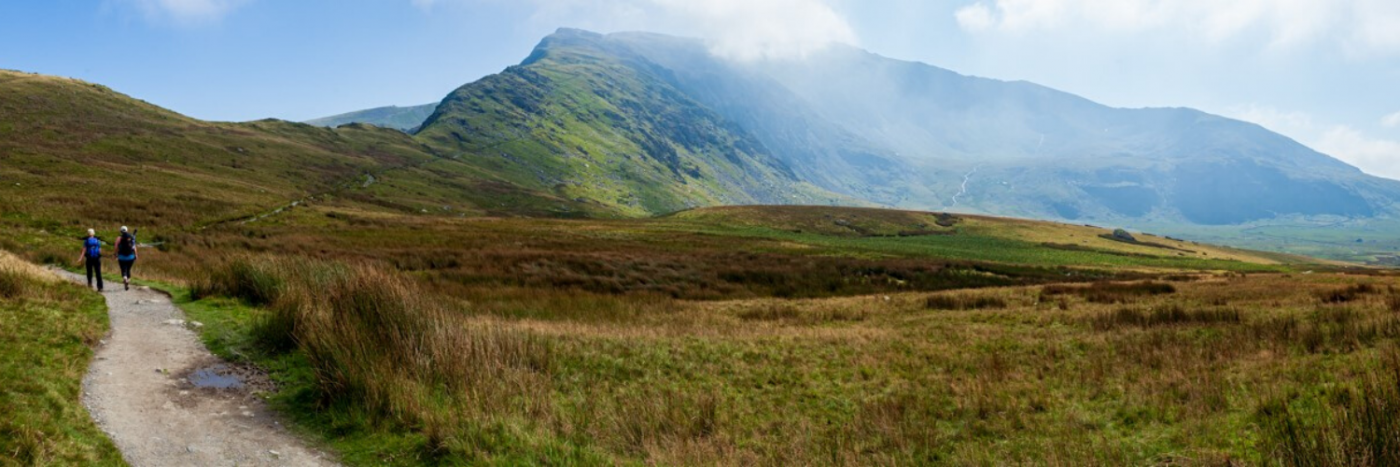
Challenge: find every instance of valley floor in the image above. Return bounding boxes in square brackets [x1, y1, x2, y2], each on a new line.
[182, 258, 1400, 465]
[4, 204, 1396, 466]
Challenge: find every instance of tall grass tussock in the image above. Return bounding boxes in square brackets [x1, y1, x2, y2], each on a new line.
[194, 257, 555, 461]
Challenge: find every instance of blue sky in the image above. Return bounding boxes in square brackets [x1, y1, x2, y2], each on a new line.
[2, 0, 1398, 178]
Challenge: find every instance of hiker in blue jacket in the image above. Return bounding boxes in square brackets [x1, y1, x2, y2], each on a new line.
[77, 228, 103, 292]
[115, 226, 137, 291]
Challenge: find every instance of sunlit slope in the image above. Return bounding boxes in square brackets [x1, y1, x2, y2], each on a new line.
[416, 29, 854, 216]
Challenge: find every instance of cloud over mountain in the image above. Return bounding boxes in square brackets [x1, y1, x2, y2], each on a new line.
[119, 0, 248, 25]
[955, 0, 1400, 54]
[418, 0, 856, 60]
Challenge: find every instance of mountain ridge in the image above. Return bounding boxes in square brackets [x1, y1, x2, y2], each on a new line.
[315, 29, 1394, 228]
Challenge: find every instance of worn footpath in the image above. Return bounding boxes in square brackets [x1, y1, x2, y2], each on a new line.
[60, 270, 336, 467]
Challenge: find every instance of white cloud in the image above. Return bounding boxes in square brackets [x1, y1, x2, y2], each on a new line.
[652, 0, 857, 61]
[1225, 104, 1316, 137]
[1317, 126, 1400, 179]
[122, 0, 249, 25]
[954, 0, 1400, 54]
[1382, 111, 1400, 129]
[1226, 104, 1400, 180]
[1348, 0, 1400, 54]
[420, 0, 856, 61]
[954, 3, 995, 31]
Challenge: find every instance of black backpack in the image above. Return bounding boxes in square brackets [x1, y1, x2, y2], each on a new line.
[117, 232, 136, 256]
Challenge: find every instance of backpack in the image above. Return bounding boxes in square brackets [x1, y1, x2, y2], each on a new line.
[117, 233, 136, 256]
[85, 237, 101, 258]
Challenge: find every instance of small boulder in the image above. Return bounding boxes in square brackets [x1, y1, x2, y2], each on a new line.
[1111, 228, 1137, 242]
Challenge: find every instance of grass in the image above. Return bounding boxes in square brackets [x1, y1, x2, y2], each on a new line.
[168, 253, 1400, 465]
[1316, 283, 1383, 304]
[1256, 345, 1400, 466]
[0, 250, 124, 466]
[924, 292, 1009, 311]
[1042, 281, 1179, 304]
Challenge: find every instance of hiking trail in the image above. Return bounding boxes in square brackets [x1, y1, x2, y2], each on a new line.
[59, 270, 337, 467]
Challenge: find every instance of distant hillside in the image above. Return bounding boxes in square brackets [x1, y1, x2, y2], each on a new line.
[746, 45, 1399, 225]
[304, 103, 436, 131]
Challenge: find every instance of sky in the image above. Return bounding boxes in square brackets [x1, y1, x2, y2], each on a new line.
[1, 0, 1397, 178]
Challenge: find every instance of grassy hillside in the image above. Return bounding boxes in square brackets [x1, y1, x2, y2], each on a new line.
[0, 250, 124, 465]
[0, 69, 609, 260]
[416, 29, 852, 216]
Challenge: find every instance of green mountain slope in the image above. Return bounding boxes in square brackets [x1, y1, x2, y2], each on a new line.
[603, 32, 933, 207]
[304, 104, 437, 131]
[0, 69, 602, 248]
[415, 29, 853, 216]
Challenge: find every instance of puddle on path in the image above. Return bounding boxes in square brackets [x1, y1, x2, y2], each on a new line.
[188, 365, 245, 390]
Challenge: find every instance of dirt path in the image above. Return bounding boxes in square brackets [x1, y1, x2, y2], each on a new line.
[59, 270, 337, 467]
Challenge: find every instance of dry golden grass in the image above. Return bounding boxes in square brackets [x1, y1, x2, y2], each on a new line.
[0, 249, 57, 284]
[186, 253, 1400, 465]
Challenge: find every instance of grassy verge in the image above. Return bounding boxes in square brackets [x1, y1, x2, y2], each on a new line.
[0, 251, 124, 466]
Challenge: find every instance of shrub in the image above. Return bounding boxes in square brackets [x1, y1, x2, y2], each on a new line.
[925, 294, 1008, 311]
[1317, 284, 1379, 304]
[190, 258, 284, 306]
[0, 270, 23, 299]
[738, 304, 867, 323]
[1089, 306, 1241, 331]
[1041, 281, 1176, 304]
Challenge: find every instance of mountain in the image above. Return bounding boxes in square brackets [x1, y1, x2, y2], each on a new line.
[415, 29, 1400, 228]
[745, 45, 1399, 225]
[415, 29, 853, 216]
[305, 104, 437, 131]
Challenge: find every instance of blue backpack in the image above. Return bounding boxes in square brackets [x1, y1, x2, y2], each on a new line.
[86, 237, 101, 258]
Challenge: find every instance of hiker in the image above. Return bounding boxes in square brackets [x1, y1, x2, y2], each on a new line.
[115, 226, 137, 291]
[77, 228, 103, 292]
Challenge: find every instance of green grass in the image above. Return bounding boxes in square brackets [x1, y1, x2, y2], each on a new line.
[0, 252, 124, 466]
